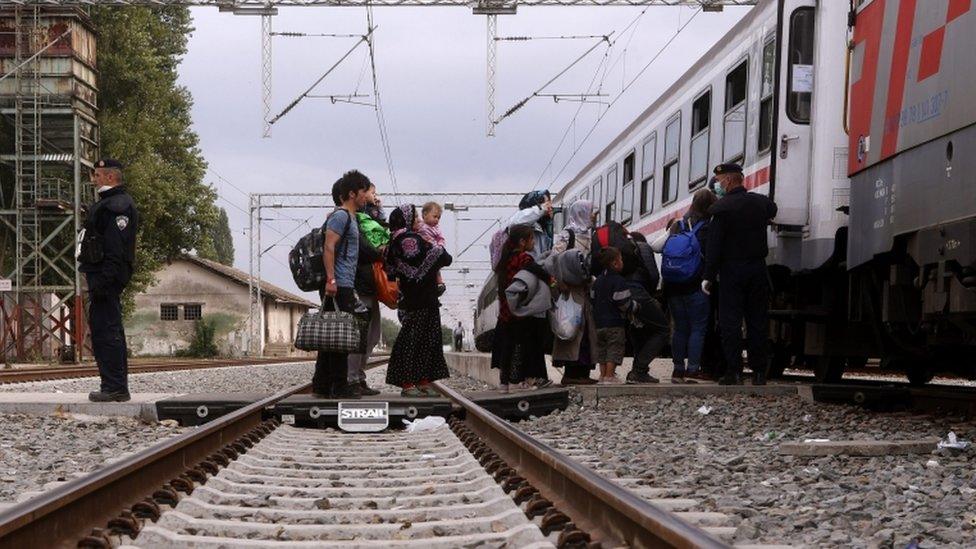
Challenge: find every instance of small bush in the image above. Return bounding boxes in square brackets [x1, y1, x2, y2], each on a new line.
[176, 318, 219, 358]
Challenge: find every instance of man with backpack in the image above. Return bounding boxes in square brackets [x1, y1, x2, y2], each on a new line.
[654, 188, 716, 383]
[315, 170, 371, 398]
[703, 163, 778, 385]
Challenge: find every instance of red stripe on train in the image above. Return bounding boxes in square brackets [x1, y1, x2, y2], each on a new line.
[637, 165, 770, 236]
[881, 0, 918, 159]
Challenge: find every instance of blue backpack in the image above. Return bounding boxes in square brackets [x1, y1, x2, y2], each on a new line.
[661, 219, 705, 283]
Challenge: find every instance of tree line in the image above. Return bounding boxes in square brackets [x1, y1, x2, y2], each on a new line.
[93, 6, 233, 313]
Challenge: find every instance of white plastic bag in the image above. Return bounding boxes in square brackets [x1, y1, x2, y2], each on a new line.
[550, 294, 583, 340]
[402, 416, 446, 433]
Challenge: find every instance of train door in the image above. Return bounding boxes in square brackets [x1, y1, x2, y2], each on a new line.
[774, 0, 816, 225]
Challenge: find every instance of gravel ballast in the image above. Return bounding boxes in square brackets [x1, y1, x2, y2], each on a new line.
[519, 394, 976, 548]
[0, 360, 492, 396]
[0, 362, 318, 394]
[0, 413, 184, 506]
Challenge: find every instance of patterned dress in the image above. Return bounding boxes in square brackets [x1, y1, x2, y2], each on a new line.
[384, 204, 453, 387]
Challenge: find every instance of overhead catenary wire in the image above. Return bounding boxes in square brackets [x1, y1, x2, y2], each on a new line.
[531, 5, 653, 189]
[543, 8, 703, 190]
[365, 6, 400, 201]
[494, 34, 611, 125]
[268, 29, 374, 126]
[495, 34, 608, 41]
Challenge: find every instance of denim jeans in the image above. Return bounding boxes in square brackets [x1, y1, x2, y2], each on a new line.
[668, 290, 710, 375]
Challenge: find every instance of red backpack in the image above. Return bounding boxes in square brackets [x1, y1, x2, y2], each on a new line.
[591, 221, 639, 276]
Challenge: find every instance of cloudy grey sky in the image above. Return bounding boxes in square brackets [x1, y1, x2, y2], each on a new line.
[178, 4, 749, 325]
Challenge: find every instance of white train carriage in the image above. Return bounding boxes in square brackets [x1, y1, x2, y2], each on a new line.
[480, 0, 976, 383]
[554, 0, 849, 277]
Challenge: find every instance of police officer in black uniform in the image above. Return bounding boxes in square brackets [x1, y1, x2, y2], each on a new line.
[78, 159, 139, 402]
[702, 163, 777, 386]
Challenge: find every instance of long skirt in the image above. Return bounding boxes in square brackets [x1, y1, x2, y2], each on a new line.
[491, 316, 549, 384]
[386, 306, 450, 387]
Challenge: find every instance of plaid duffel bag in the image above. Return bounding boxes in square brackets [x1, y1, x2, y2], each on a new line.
[294, 300, 361, 353]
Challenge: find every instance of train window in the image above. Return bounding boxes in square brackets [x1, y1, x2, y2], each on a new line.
[723, 60, 747, 161]
[689, 91, 710, 188]
[605, 166, 618, 222]
[590, 177, 602, 225]
[663, 114, 680, 204]
[759, 37, 776, 153]
[640, 134, 656, 216]
[787, 7, 815, 124]
[621, 151, 635, 223]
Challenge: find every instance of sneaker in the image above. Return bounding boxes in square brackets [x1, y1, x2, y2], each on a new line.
[626, 372, 660, 384]
[598, 376, 623, 385]
[88, 391, 131, 402]
[401, 386, 424, 397]
[359, 380, 381, 396]
[419, 385, 441, 397]
[334, 384, 362, 399]
[534, 379, 553, 389]
[512, 381, 536, 391]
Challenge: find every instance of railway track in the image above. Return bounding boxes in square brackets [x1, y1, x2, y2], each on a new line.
[0, 356, 318, 385]
[0, 367, 727, 548]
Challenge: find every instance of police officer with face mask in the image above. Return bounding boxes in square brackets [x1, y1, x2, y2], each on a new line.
[78, 159, 139, 402]
[701, 163, 777, 385]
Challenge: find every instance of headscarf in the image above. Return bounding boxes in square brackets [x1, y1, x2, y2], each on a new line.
[388, 203, 416, 240]
[518, 190, 553, 240]
[565, 199, 594, 233]
[385, 203, 446, 283]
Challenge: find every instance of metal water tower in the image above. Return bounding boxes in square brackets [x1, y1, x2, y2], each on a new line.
[0, 6, 98, 362]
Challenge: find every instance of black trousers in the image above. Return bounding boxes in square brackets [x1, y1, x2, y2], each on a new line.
[629, 298, 670, 376]
[718, 260, 770, 377]
[313, 288, 357, 393]
[89, 291, 129, 393]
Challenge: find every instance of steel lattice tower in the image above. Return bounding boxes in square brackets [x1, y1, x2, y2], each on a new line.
[0, 7, 98, 363]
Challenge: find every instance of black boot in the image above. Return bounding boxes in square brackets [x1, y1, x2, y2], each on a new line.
[717, 374, 740, 386]
[752, 369, 767, 386]
[312, 382, 334, 399]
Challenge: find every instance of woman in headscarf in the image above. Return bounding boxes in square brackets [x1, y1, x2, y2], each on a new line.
[384, 204, 453, 396]
[505, 190, 554, 259]
[550, 199, 599, 385]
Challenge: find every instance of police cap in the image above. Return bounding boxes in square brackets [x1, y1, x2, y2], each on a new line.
[95, 158, 123, 170]
[713, 162, 743, 175]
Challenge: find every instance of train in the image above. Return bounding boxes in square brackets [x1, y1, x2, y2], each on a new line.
[475, 0, 976, 384]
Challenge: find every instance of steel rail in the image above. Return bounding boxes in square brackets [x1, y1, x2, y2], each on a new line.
[0, 381, 313, 547]
[435, 380, 730, 549]
[0, 356, 319, 384]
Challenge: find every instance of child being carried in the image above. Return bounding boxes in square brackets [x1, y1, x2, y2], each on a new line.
[417, 201, 447, 296]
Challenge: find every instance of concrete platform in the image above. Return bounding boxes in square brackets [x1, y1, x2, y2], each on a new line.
[573, 383, 798, 404]
[446, 352, 800, 404]
[0, 393, 176, 421]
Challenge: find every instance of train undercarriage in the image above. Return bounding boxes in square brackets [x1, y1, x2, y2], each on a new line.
[770, 217, 976, 385]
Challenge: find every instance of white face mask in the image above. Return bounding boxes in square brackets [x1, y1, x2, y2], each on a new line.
[712, 179, 726, 198]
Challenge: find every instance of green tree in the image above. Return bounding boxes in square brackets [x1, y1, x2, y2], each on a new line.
[92, 6, 218, 312]
[380, 317, 400, 347]
[441, 325, 452, 346]
[198, 207, 234, 266]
